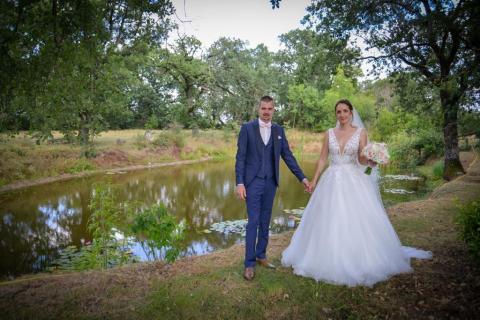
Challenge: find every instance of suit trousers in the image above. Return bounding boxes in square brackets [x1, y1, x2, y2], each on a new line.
[244, 176, 277, 267]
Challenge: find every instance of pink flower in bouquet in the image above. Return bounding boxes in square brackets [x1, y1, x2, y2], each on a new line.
[361, 143, 390, 174]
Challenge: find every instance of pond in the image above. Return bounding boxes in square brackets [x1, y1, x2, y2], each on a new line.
[0, 159, 429, 278]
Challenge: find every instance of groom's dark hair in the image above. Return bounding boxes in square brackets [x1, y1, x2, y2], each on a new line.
[258, 95, 275, 107]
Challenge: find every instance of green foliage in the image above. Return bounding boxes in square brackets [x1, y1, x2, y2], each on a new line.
[153, 131, 186, 149]
[130, 204, 185, 263]
[315, 67, 376, 131]
[1, 1, 174, 139]
[459, 110, 480, 138]
[66, 159, 96, 174]
[145, 114, 159, 130]
[432, 160, 445, 180]
[455, 199, 480, 263]
[278, 30, 359, 92]
[287, 84, 324, 130]
[389, 129, 444, 168]
[158, 36, 211, 128]
[82, 146, 98, 159]
[303, 0, 477, 178]
[88, 183, 120, 269]
[52, 182, 137, 271]
[52, 241, 138, 272]
[222, 126, 235, 142]
[133, 134, 148, 149]
[52, 182, 185, 271]
[205, 38, 275, 124]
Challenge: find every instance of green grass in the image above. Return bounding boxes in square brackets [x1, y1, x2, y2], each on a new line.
[66, 159, 96, 174]
[417, 159, 446, 190]
[140, 265, 371, 319]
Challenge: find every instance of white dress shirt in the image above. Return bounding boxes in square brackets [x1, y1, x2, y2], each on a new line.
[236, 119, 308, 186]
[258, 118, 272, 145]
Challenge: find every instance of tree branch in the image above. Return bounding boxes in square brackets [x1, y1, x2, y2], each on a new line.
[398, 54, 434, 81]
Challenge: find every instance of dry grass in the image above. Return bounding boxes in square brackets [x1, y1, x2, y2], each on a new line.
[0, 129, 323, 189]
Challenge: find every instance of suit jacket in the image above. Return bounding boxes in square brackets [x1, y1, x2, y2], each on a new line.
[235, 119, 306, 187]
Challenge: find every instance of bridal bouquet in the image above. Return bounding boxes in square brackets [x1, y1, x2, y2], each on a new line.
[361, 142, 390, 175]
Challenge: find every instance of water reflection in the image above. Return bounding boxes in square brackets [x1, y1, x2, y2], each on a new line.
[0, 160, 427, 278]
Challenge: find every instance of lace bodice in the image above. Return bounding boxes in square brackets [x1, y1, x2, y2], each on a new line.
[328, 127, 362, 166]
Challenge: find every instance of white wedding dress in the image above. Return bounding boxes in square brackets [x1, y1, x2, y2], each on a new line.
[281, 127, 432, 287]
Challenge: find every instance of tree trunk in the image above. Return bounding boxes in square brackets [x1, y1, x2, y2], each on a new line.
[184, 77, 195, 116]
[440, 89, 465, 180]
[78, 113, 90, 145]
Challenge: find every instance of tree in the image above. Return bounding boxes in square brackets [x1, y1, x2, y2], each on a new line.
[319, 67, 376, 131]
[1, 0, 174, 143]
[286, 84, 322, 130]
[206, 38, 277, 125]
[159, 36, 211, 128]
[277, 29, 360, 92]
[293, 0, 480, 180]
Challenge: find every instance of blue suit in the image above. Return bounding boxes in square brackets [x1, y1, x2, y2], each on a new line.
[235, 119, 306, 267]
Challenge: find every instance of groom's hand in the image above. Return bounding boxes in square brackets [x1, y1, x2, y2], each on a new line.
[236, 184, 247, 200]
[302, 178, 310, 193]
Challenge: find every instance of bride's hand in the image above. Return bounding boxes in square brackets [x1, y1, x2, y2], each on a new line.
[367, 160, 377, 167]
[307, 180, 317, 193]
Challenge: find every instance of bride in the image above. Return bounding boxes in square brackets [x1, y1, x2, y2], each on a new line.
[281, 99, 432, 287]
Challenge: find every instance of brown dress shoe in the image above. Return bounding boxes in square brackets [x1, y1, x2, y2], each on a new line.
[244, 267, 255, 281]
[256, 258, 277, 269]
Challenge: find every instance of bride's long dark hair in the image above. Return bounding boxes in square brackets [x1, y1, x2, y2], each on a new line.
[335, 99, 354, 121]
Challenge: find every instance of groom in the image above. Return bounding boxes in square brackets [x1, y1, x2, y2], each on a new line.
[235, 95, 309, 281]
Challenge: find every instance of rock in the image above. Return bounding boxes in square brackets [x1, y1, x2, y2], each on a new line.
[144, 130, 154, 142]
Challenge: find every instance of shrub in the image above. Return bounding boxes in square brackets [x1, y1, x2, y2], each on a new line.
[455, 199, 480, 263]
[52, 183, 136, 271]
[388, 129, 444, 168]
[153, 131, 185, 149]
[153, 133, 172, 147]
[133, 134, 147, 149]
[82, 146, 97, 158]
[145, 114, 159, 130]
[130, 204, 185, 262]
[66, 159, 95, 174]
[432, 160, 444, 180]
[88, 183, 121, 269]
[53, 183, 185, 271]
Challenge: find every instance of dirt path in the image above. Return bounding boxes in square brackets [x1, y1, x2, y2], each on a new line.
[1, 154, 479, 319]
[0, 157, 213, 193]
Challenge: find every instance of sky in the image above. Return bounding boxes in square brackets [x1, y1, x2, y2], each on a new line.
[170, 0, 379, 79]
[171, 0, 311, 51]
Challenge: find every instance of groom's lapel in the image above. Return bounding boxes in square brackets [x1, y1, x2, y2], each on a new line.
[253, 119, 263, 155]
[272, 124, 280, 156]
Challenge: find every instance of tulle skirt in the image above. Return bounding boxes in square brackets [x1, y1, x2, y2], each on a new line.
[281, 163, 432, 287]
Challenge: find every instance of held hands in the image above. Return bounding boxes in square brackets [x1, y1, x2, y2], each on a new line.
[302, 178, 314, 194]
[307, 180, 317, 193]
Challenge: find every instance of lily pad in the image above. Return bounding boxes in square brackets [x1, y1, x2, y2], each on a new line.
[383, 174, 421, 181]
[384, 188, 415, 194]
